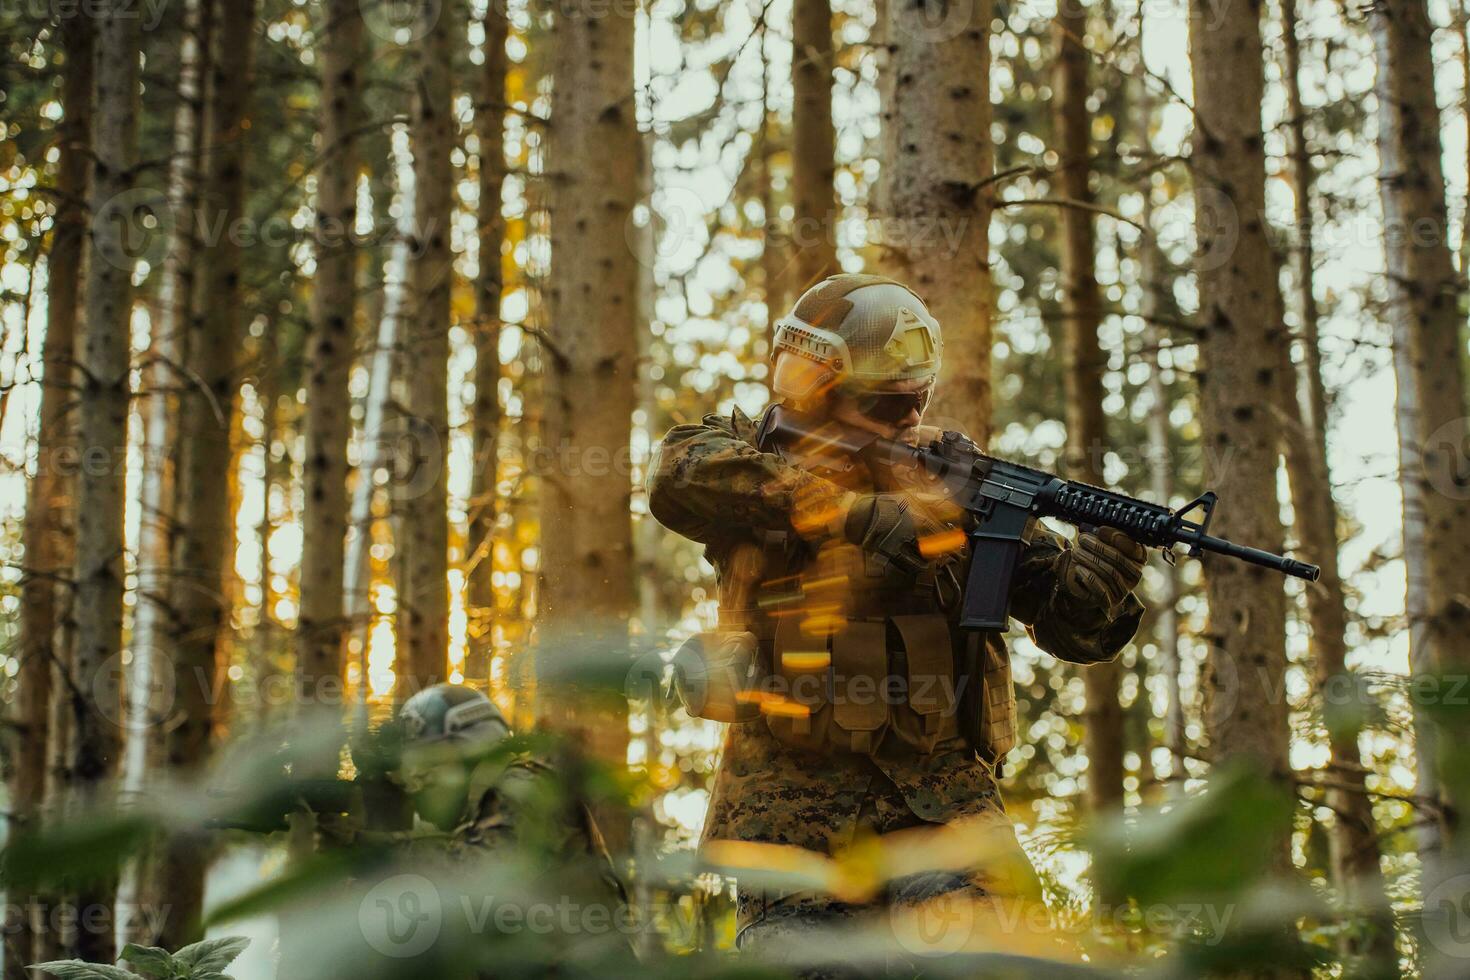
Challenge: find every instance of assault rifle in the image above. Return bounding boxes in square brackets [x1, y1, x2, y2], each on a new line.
[757, 405, 1320, 631]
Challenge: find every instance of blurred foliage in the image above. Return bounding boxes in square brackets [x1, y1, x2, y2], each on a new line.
[0, 0, 1445, 974]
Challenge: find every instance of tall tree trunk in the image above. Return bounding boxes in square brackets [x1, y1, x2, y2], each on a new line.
[72, 0, 140, 962]
[1052, 0, 1123, 816]
[1373, 0, 1470, 963]
[1140, 194, 1183, 782]
[634, 135, 665, 636]
[466, 3, 509, 688]
[758, 22, 788, 331]
[297, 0, 362, 749]
[398, 0, 457, 700]
[117, 0, 213, 946]
[10, 12, 92, 974]
[791, 0, 838, 291]
[125, 0, 211, 795]
[1278, 0, 1395, 969]
[880, 0, 994, 443]
[538, 0, 638, 771]
[345, 153, 411, 700]
[1460, 5, 1470, 274]
[1188, 0, 1293, 867]
[158, 0, 255, 948]
[1129, 4, 1183, 781]
[252, 353, 280, 722]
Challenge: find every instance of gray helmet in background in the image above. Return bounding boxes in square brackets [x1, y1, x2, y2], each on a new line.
[400, 683, 509, 749]
[398, 684, 510, 830]
[770, 274, 943, 406]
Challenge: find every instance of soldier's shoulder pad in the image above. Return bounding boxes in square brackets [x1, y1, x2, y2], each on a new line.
[659, 407, 759, 446]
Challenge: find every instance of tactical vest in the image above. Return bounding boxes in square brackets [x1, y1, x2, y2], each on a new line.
[670, 424, 1017, 763]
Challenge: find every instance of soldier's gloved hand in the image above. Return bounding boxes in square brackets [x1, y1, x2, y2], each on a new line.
[1059, 527, 1147, 609]
[843, 493, 940, 578]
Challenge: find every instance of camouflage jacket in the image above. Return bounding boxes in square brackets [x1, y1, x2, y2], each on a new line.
[648, 406, 1144, 855]
[450, 756, 629, 906]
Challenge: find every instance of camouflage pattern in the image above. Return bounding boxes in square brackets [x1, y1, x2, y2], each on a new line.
[449, 755, 565, 852]
[445, 753, 630, 913]
[648, 406, 1145, 935]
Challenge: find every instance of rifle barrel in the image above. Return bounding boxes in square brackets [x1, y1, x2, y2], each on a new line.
[1195, 532, 1320, 581]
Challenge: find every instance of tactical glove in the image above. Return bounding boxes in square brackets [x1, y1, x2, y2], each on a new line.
[1058, 527, 1147, 609]
[843, 493, 943, 578]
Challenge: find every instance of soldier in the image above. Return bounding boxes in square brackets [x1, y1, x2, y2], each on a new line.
[394, 684, 632, 968]
[397, 683, 618, 864]
[647, 274, 1147, 963]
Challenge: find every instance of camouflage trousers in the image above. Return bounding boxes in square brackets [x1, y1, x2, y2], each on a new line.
[734, 769, 1040, 977]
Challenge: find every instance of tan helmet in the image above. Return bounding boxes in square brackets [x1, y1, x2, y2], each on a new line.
[770, 274, 943, 405]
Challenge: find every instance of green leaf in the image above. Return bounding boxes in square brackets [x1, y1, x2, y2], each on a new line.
[117, 945, 174, 979]
[1087, 761, 1295, 907]
[171, 937, 249, 976]
[203, 850, 361, 927]
[26, 962, 145, 980]
[3, 815, 154, 889]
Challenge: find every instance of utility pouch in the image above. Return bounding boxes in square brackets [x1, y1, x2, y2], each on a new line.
[960, 632, 1015, 761]
[979, 634, 1016, 758]
[669, 631, 762, 724]
[765, 616, 830, 748]
[830, 621, 888, 754]
[886, 614, 959, 755]
[763, 612, 958, 758]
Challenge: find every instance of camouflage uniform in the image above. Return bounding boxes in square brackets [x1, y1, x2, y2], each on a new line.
[396, 685, 625, 899]
[648, 405, 1144, 948]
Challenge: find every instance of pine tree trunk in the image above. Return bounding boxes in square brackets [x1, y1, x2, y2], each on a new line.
[158, 0, 255, 948]
[1140, 209, 1183, 781]
[758, 23, 787, 331]
[1188, 0, 1293, 867]
[297, 0, 362, 744]
[38, 543, 80, 963]
[466, 3, 509, 688]
[1460, 7, 1470, 274]
[633, 134, 664, 635]
[345, 159, 411, 694]
[1278, 0, 1395, 968]
[116, 0, 213, 946]
[10, 12, 92, 974]
[539, 0, 638, 771]
[1053, 1, 1123, 816]
[880, 0, 994, 443]
[1372, 0, 1470, 959]
[791, 0, 838, 291]
[397, 0, 457, 700]
[72, 0, 140, 962]
[125, 0, 211, 794]
[1135, 4, 1184, 794]
[252, 354, 280, 722]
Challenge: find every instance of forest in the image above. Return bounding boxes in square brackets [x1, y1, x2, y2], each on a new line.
[1, 0, 1469, 976]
